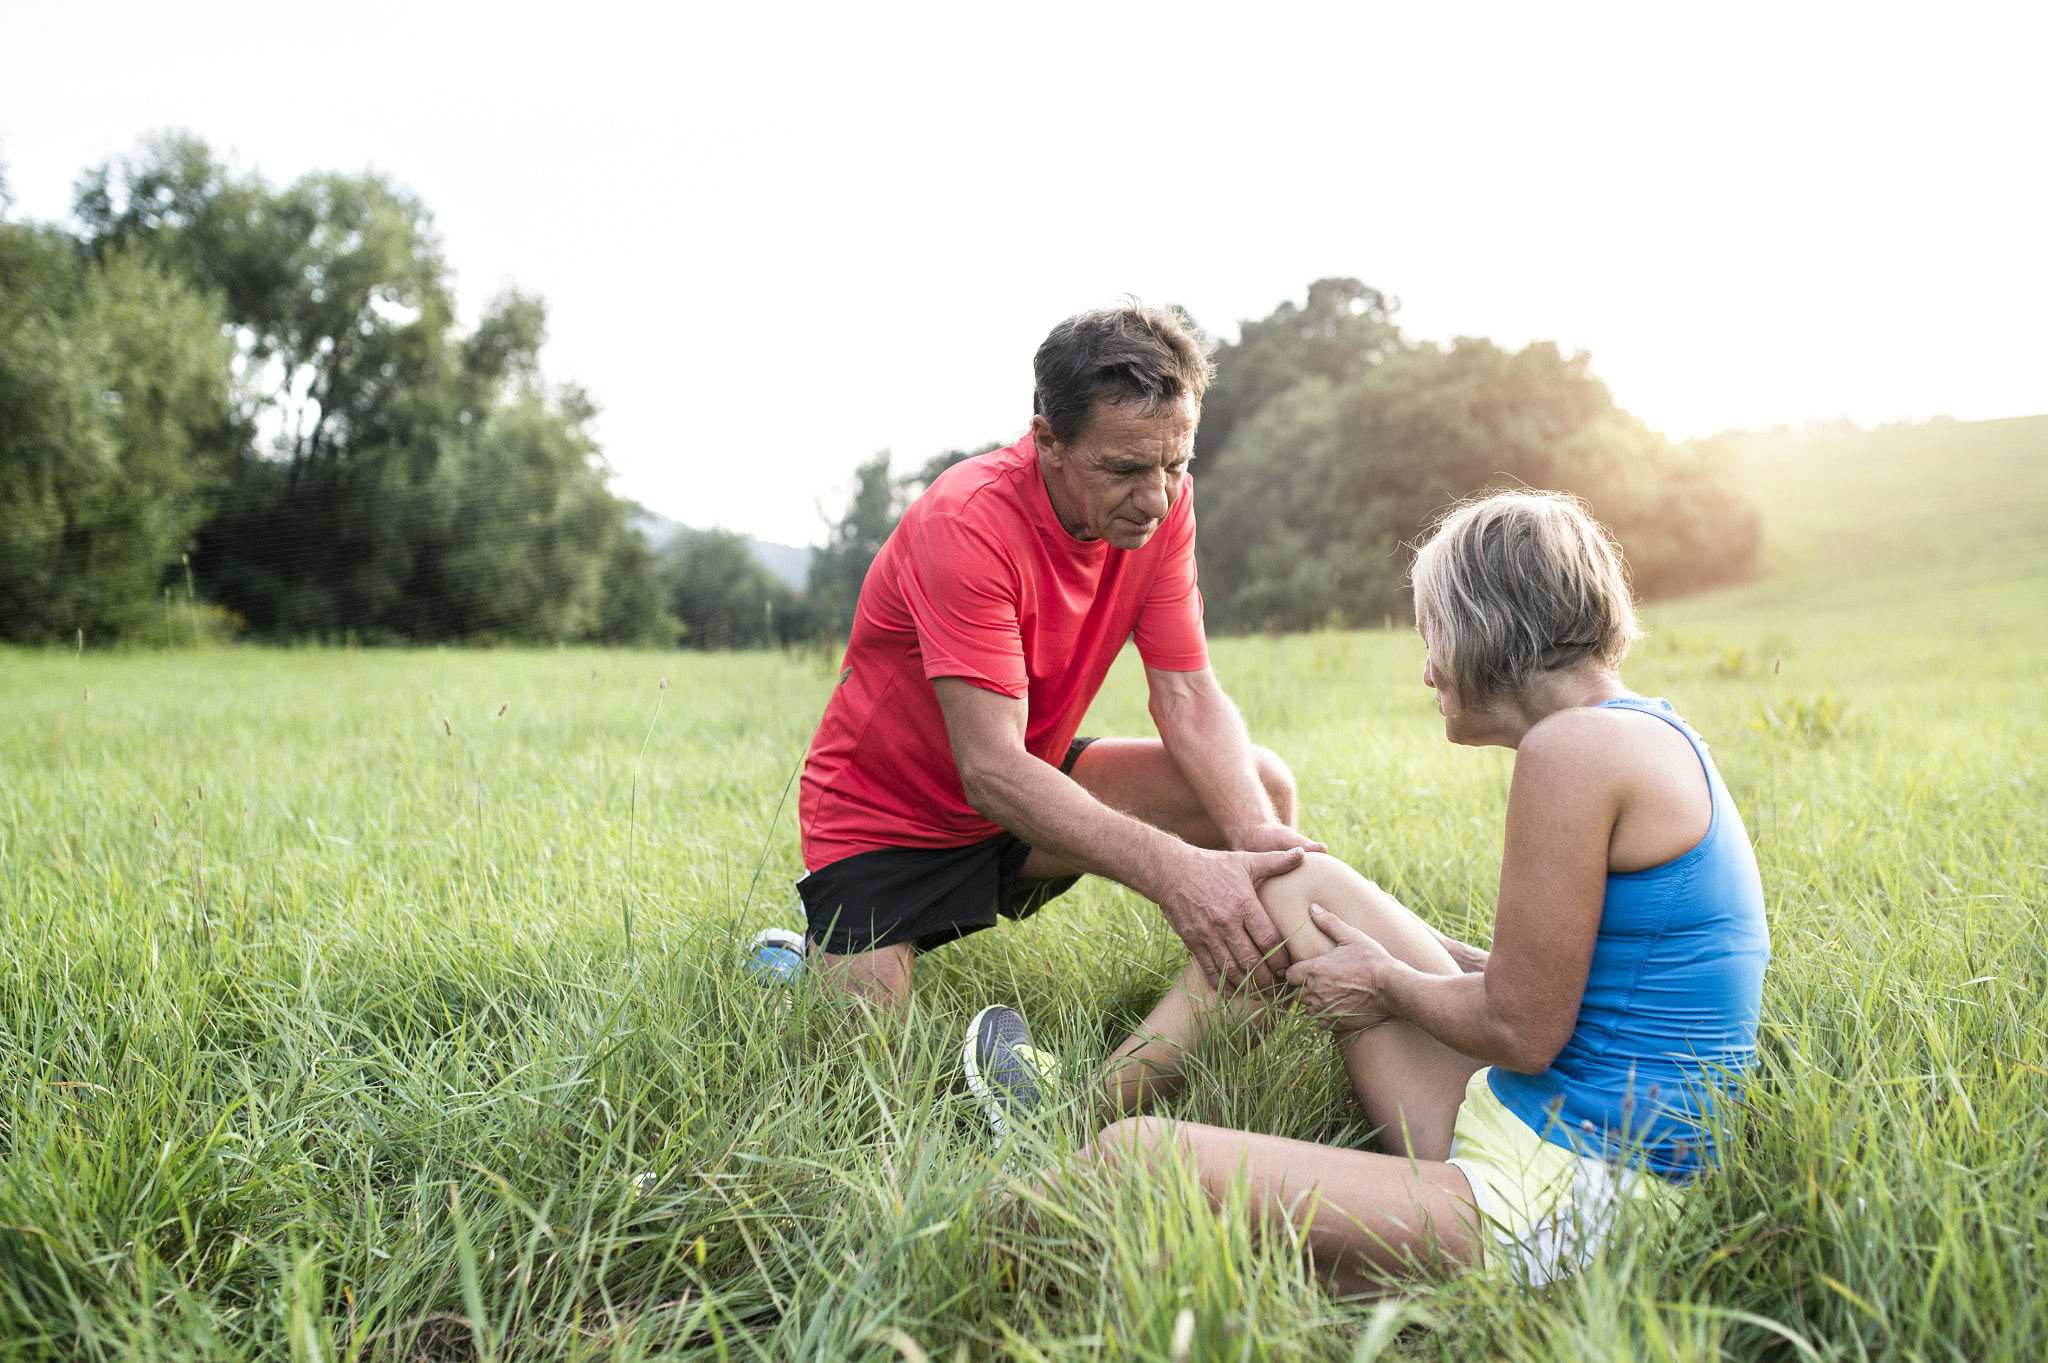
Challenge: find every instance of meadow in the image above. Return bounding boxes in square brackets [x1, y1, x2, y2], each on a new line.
[2, 415, 2043, 1360]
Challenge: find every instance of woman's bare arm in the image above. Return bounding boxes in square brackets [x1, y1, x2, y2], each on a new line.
[1287, 710, 1628, 1072]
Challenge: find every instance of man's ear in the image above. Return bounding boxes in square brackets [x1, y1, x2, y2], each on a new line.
[1029, 414, 1061, 464]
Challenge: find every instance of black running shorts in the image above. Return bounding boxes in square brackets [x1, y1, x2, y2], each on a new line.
[798, 736, 1098, 955]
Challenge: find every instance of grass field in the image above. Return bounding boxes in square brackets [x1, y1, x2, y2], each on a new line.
[3, 416, 2044, 1360]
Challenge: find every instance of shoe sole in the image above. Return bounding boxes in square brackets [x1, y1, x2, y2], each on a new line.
[747, 929, 807, 985]
[962, 1005, 1009, 1145]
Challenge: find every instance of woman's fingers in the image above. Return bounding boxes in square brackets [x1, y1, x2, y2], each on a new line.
[1308, 902, 1371, 945]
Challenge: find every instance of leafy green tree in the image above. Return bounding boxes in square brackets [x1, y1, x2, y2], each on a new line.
[663, 527, 815, 649]
[418, 390, 624, 640]
[0, 216, 238, 642]
[1196, 331, 1759, 631]
[597, 511, 679, 646]
[1197, 278, 1402, 470]
[74, 134, 662, 643]
[806, 451, 901, 632]
[799, 442, 1006, 636]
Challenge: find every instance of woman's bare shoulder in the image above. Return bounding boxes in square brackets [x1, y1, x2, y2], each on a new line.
[1516, 703, 1696, 789]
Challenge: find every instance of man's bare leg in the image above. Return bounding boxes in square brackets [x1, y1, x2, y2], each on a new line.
[812, 940, 915, 1014]
[1013, 737, 1300, 881]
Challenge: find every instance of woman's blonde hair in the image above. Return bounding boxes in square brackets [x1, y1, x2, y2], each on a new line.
[1410, 490, 1642, 707]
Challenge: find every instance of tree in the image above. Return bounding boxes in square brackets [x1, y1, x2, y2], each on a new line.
[1195, 306, 1760, 632]
[799, 442, 1007, 635]
[1197, 277, 1402, 471]
[662, 527, 814, 649]
[0, 216, 238, 642]
[73, 134, 661, 643]
[596, 512, 679, 646]
[805, 452, 902, 631]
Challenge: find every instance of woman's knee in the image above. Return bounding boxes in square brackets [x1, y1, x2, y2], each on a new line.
[1259, 854, 1454, 974]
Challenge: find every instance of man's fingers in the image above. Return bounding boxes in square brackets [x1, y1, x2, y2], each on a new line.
[1219, 923, 1270, 996]
[1308, 902, 1371, 945]
[1248, 847, 1308, 882]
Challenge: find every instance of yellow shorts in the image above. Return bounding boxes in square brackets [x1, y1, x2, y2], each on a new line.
[1445, 1068, 1677, 1286]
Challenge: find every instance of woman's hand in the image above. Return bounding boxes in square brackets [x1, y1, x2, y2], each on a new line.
[1285, 904, 1406, 1034]
[1431, 927, 1490, 974]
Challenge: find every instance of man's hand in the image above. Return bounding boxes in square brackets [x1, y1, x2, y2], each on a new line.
[1234, 821, 1327, 856]
[1286, 903, 1404, 1034]
[1155, 845, 1309, 996]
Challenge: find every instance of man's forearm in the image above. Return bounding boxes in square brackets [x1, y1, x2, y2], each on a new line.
[959, 750, 1189, 902]
[1149, 673, 1274, 845]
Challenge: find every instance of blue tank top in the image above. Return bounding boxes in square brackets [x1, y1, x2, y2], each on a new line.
[1488, 697, 1770, 1180]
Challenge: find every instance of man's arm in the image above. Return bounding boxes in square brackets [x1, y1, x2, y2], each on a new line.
[1145, 665, 1323, 855]
[933, 676, 1306, 993]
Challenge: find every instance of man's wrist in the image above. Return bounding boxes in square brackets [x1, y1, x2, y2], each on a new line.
[1219, 811, 1278, 849]
[1126, 827, 1199, 906]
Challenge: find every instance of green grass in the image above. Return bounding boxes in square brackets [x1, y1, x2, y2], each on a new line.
[2, 416, 2044, 1359]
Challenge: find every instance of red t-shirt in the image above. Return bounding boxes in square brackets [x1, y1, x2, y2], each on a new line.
[798, 434, 1209, 870]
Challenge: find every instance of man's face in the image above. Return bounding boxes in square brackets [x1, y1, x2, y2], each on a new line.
[1031, 396, 1197, 551]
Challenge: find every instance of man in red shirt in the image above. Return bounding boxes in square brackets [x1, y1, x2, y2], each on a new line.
[787, 304, 1321, 1088]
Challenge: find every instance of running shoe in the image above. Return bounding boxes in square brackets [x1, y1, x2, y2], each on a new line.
[745, 928, 807, 985]
[963, 1004, 1055, 1145]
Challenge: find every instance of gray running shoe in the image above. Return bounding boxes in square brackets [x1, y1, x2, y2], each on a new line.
[963, 1005, 1055, 1145]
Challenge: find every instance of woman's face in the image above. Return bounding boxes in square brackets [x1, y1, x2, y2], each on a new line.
[1418, 614, 1492, 746]
[1418, 617, 1458, 723]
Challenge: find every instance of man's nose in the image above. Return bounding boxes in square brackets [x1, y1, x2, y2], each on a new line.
[1131, 472, 1170, 521]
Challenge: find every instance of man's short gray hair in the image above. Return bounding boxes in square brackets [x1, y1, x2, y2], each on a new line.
[1411, 491, 1642, 707]
[1032, 300, 1214, 445]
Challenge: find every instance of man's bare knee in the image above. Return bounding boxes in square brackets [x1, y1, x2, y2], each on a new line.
[1253, 745, 1298, 823]
[812, 942, 915, 1014]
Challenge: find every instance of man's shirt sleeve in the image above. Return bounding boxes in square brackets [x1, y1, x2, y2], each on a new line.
[1132, 478, 1209, 672]
[902, 512, 1030, 697]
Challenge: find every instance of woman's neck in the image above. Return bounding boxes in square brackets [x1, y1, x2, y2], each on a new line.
[1474, 667, 1630, 748]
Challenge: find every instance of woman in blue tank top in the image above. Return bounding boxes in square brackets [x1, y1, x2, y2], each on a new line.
[1090, 491, 1770, 1294]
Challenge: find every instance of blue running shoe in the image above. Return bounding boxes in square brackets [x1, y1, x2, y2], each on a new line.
[746, 928, 806, 985]
[963, 1005, 1056, 1146]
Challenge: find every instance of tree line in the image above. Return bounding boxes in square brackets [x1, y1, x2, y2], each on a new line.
[1, 137, 1757, 649]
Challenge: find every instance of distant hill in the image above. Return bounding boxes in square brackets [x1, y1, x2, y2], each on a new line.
[628, 509, 815, 592]
[1689, 413, 2048, 623]
[1727, 414, 2047, 586]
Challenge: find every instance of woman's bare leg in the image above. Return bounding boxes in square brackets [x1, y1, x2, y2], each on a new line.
[1258, 855, 1483, 1159]
[1092, 1115, 1482, 1294]
[1103, 854, 1482, 1155]
[1100, 957, 1252, 1113]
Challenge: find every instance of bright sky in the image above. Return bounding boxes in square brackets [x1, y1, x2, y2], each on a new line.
[4, 1, 2042, 545]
